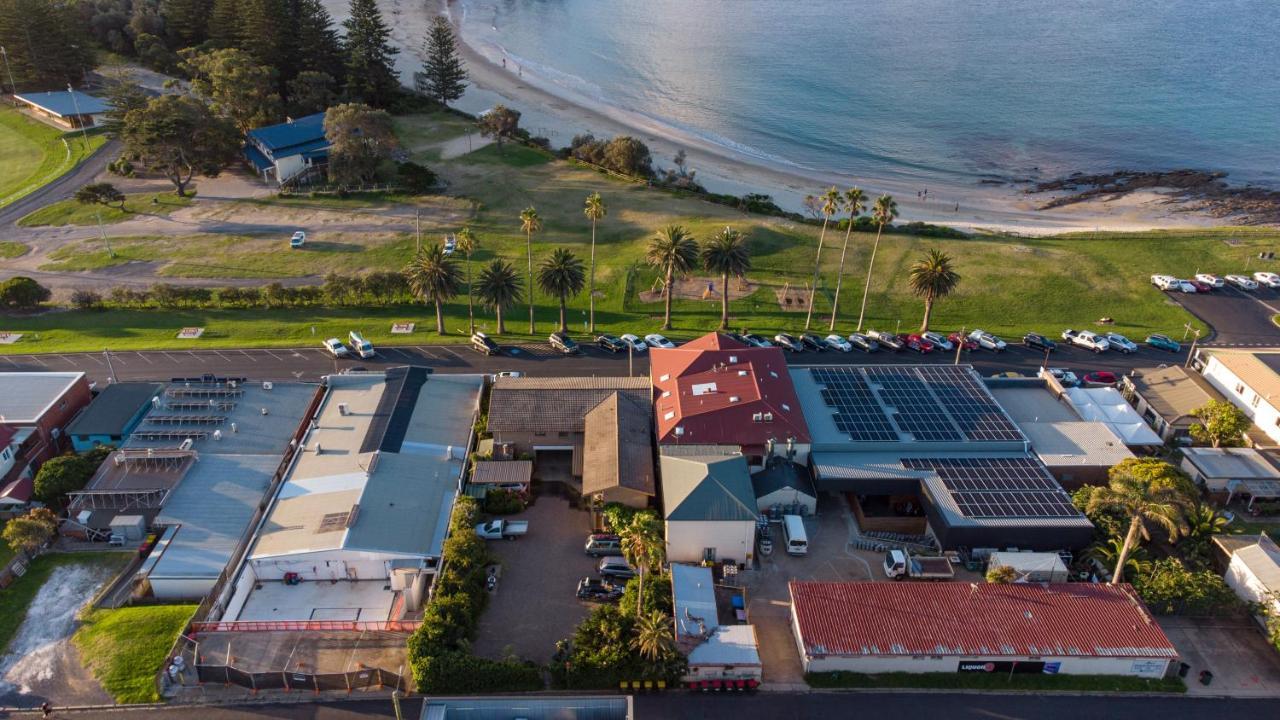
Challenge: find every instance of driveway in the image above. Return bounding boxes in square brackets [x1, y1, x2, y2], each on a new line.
[470, 492, 596, 664]
[1158, 615, 1280, 697]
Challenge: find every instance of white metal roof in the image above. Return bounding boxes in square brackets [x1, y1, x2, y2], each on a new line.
[1063, 387, 1163, 446]
[0, 372, 83, 423]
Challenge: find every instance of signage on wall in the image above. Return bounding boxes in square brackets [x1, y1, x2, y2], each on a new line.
[957, 660, 1047, 674]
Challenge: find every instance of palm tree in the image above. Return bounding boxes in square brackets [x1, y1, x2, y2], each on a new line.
[855, 194, 898, 331]
[804, 186, 843, 330]
[404, 245, 462, 334]
[519, 206, 542, 333]
[455, 226, 477, 334]
[475, 259, 523, 334]
[620, 513, 665, 616]
[701, 227, 751, 330]
[907, 248, 961, 332]
[632, 609, 676, 665]
[537, 247, 586, 333]
[1184, 503, 1229, 540]
[1086, 536, 1153, 581]
[1086, 469, 1192, 584]
[583, 192, 607, 333]
[646, 225, 699, 330]
[828, 187, 866, 331]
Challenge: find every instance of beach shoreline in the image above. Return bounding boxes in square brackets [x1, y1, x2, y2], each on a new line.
[368, 0, 1238, 235]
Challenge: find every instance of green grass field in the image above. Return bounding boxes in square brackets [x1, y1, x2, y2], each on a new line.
[0, 523, 13, 569]
[9, 112, 1280, 354]
[805, 671, 1185, 693]
[394, 111, 477, 162]
[18, 193, 193, 227]
[0, 552, 130, 657]
[0, 241, 28, 259]
[0, 108, 107, 208]
[73, 604, 197, 704]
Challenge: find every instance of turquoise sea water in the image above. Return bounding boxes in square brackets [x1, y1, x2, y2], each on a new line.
[457, 0, 1280, 189]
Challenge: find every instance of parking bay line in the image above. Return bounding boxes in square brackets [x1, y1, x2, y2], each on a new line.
[135, 352, 154, 364]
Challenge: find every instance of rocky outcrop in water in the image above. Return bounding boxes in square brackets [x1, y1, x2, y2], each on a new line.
[1028, 169, 1280, 225]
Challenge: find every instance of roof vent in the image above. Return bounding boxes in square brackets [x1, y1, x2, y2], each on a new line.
[263, 381, 273, 390]
[738, 370, 748, 377]
[729, 396, 740, 403]
[728, 355, 738, 364]
[781, 403, 791, 412]
[663, 411, 675, 421]
[659, 374, 671, 382]
[338, 403, 349, 416]
[752, 412, 764, 422]
[763, 412, 774, 423]
[674, 426, 685, 436]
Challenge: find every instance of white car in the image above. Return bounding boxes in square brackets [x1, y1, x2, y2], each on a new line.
[1226, 274, 1259, 290]
[1061, 328, 1110, 353]
[921, 331, 953, 351]
[1045, 367, 1080, 387]
[1253, 272, 1280, 288]
[619, 333, 648, 352]
[1150, 274, 1177, 290]
[968, 329, 1006, 351]
[1195, 273, 1225, 288]
[290, 231, 306, 248]
[443, 235, 457, 255]
[1104, 333, 1139, 354]
[1174, 279, 1197, 293]
[323, 338, 349, 357]
[644, 333, 676, 349]
[824, 334, 853, 352]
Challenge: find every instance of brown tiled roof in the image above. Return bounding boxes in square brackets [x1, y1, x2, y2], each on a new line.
[583, 392, 655, 496]
[471, 460, 533, 485]
[488, 376, 652, 433]
[1127, 366, 1222, 427]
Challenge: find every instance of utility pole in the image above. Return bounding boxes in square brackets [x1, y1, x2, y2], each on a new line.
[96, 209, 114, 258]
[0, 46, 16, 102]
[627, 343, 633, 378]
[415, 210, 421, 253]
[953, 327, 965, 365]
[1185, 328, 1201, 369]
[103, 348, 117, 383]
[67, 84, 91, 148]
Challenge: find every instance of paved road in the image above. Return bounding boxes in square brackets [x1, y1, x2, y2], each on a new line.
[0, 337, 1204, 386]
[1168, 283, 1280, 347]
[0, 139, 119, 228]
[33, 692, 1280, 720]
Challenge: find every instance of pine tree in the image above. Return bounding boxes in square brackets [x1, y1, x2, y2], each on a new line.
[291, 0, 344, 80]
[207, 0, 243, 47]
[238, 0, 293, 76]
[342, 0, 399, 107]
[162, 0, 213, 47]
[0, 0, 93, 90]
[415, 16, 466, 106]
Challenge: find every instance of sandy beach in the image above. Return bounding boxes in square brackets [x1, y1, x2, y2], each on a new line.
[329, 0, 1236, 236]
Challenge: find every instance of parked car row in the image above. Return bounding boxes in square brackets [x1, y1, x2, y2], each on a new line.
[1153, 272, 1280, 292]
[323, 330, 376, 358]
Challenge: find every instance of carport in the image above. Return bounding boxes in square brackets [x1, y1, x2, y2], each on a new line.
[1226, 478, 1280, 509]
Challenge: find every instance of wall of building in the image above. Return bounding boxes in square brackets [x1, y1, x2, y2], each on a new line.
[1224, 553, 1280, 614]
[71, 433, 122, 453]
[15, 376, 93, 475]
[1202, 357, 1280, 445]
[274, 154, 307, 184]
[149, 576, 218, 601]
[1045, 464, 1110, 490]
[756, 488, 817, 516]
[492, 430, 584, 473]
[665, 520, 756, 565]
[684, 662, 762, 682]
[798, 652, 1172, 677]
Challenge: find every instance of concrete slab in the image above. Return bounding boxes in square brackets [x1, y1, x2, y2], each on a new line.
[1158, 616, 1280, 697]
[236, 580, 396, 622]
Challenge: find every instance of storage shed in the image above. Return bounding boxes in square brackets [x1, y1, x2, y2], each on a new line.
[987, 551, 1070, 583]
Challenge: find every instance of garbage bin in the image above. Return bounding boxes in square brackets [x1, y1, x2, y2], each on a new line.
[1178, 662, 1190, 678]
[1199, 670, 1213, 686]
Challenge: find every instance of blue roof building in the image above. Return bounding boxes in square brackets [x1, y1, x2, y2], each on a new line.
[15, 90, 112, 129]
[243, 112, 330, 186]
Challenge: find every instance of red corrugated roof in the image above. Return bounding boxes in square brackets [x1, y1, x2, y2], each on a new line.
[0, 425, 15, 447]
[0, 475, 32, 503]
[789, 581, 1177, 659]
[651, 333, 809, 447]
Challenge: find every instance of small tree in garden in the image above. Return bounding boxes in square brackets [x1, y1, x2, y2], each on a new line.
[75, 183, 126, 209]
[3, 509, 57, 555]
[1190, 399, 1251, 448]
[478, 105, 521, 153]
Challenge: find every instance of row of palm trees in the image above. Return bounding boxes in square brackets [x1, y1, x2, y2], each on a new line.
[406, 188, 963, 337]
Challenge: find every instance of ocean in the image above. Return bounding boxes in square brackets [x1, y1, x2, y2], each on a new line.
[454, 0, 1280, 191]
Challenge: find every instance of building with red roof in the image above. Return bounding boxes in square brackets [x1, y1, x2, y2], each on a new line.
[651, 333, 809, 465]
[789, 580, 1178, 677]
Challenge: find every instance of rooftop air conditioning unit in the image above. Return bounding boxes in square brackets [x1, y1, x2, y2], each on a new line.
[179, 438, 194, 451]
[314, 442, 322, 454]
[338, 403, 349, 416]
[213, 429, 223, 441]
[763, 413, 774, 423]
[729, 355, 738, 364]
[263, 381, 274, 390]
[752, 412, 764, 422]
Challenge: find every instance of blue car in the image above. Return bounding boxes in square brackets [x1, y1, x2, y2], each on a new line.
[1146, 334, 1181, 353]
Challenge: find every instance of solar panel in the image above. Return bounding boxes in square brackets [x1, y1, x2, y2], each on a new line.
[863, 367, 960, 441]
[810, 367, 898, 442]
[916, 366, 1024, 442]
[904, 456, 1081, 519]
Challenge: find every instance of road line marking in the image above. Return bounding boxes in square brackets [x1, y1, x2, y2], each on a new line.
[1, 356, 17, 366]
[136, 352, 154, 364]
[265, 350, 286, 361]
[442, 347, 464, 359]
[415, 346, 439, 359]
[28, 355, 47, 366]
[187, 351, 207, 364]
[163, 352, 183, 363]
[239, 350, 258, 362]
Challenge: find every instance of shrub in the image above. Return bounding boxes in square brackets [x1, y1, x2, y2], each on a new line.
[1132, 558, 1244, 616]
[0, 276, 51, 310]
[33, 454, 94, 506]
[397, 162, 438, 193]
[70, 289, 104, 310]
[483, 489, 525, 515]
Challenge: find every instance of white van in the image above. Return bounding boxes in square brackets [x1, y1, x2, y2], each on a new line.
[782, 514, 808, 556]
[348, 331, 375, 359]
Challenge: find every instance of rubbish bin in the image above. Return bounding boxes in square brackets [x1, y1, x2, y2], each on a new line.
[1178, 662, 1190, 678]
[1199, 670, 1213, 686]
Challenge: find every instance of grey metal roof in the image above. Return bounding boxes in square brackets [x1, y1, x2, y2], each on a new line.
[488, 376, 651, 433]
[672, 563, 718, 639]
[150, 454, 280, 580]
[1125, 366, 1221, 426]
[661, 455, 757, 522]
[67, 382, 162, 437]
[988, 386, 1080, 424]
[751, 458, 817, 499]
[1183, 447, 1280, 479]
[126, 382, 317, 456]
[0, 372, 84, 423]
[1020, 421, 1134, 467]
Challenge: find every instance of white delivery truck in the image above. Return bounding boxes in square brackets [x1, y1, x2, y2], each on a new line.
[348, 331, 375, 359]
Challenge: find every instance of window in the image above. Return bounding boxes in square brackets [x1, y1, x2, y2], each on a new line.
[534, 432, 546, 437]
[702, 547, 716, 562]
[1236, 383, 1246, 395]
[1252, 394, 1261, 409]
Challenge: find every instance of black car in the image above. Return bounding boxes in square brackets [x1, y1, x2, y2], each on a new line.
[550, 332, 581, 355]
[774, 333, 803, 352]
[1023, 332, 1057, 352]
[742, 333, 772, 348]
[800, 333, 827, 352]
[576, 577, 623, 602]
[726, 332, 751, 345]
[596, 334, 626, 353]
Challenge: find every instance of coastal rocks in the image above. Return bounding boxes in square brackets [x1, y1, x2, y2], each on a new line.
[1028, 169, 1280, 225]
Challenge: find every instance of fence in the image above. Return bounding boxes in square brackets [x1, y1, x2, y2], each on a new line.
[189, 620, 422, 636]
[193, 663, 407, 694]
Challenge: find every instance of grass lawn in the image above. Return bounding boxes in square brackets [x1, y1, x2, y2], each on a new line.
[73, 604, 197, 704]
[394, 111, 477, 162]
[805, 671, 1186, 693]
[0, 241, 28, 259]
[0, 109, 107, 208]
[15, 112, 1280, 353]
[0, 552, 130, 657]
[18, 193, 193, 227]
[0, 522, 12, 568]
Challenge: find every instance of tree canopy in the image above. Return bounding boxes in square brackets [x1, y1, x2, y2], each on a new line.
[182, 47, 283, 133]
[120, 95, 240, 196]
[1190, 399, 1251, 448]
[75, 183, 126, 209]
[0, 276, 51, 309]
[477, 106, 521, 151]
[33, 454, 95, 505]
[417, 16, 467, 106]
[0, 0, 94, 90]
[323, 103, 400, 186]
[342, 0, 400, 107]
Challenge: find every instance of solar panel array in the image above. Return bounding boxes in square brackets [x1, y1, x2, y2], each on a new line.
[808, 365, 1023, 443]
[811, 367, 897, 442]
[903, 457, 1081, 519]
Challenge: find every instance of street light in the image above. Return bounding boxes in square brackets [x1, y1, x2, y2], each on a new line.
[0, 46, 16, 101]
[66, 84, 92, 148]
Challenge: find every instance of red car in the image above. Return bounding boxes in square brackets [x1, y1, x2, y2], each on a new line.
[1187, 280, 1213, 293]
[1083, 371, 1118, 386]
[948, 332, 978, 351]
[905, 334, 935, 354]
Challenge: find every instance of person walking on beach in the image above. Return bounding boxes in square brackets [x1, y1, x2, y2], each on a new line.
[42, 702, 52, 717]
[502, 57, 506, 68]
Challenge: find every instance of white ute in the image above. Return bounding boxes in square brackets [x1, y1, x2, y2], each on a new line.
[1062, 328, 1110, 353]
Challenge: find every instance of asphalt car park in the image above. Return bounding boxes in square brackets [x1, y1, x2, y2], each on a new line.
[1166, 284, 1280, 347]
